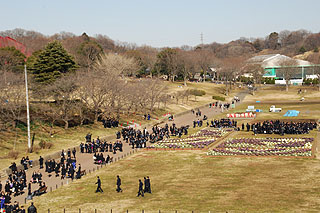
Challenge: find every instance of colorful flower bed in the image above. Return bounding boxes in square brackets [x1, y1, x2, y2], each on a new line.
[149, 129, 231, 149]
[191, 129, 233, 138]
[207, 138, 313, 157]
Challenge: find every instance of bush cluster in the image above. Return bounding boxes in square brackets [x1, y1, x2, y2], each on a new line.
[212, 95, 225, 101]
[190, 89, 206, 96]
[39, 140, 54, 149]
[303, 78, 319, 85]
[262, 77, 275, 84]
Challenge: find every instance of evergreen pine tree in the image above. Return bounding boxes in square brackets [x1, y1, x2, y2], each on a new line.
[31, 41, 76, 84]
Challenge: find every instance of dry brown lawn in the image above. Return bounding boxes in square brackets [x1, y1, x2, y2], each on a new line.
[31, 150, 320, 213]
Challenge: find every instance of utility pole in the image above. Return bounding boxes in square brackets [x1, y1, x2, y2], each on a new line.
[24, 64, 31, 152]
[200, 32, 204, 48]
[200, 32, 206, 82]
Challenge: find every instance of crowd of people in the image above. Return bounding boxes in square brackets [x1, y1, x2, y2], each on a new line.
[98, 117, 119, 128]
[209, 119, 238, 128]
[93, 153, 113, 164]
[119, 127, 149, 148]
[2, 160, 44, 212]
[243, 120, 318, 135]
[80, 138, 123, 154]
[150, 124, 189, 142]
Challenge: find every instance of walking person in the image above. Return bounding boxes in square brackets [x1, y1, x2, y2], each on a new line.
[143, 177, 148, 193]
[95, 176, 103, 193]
[146, 176, 151, 193]
[116, 175, 122, 193]
[137, 179, 144, 197]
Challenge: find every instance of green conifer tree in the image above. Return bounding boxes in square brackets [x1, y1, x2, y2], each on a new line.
[31, 41, 76, 84]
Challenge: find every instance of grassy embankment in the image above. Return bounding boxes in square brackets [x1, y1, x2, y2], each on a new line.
[31, 150, 320, 213]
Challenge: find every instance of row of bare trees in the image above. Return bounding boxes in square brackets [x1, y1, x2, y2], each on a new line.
[0, 53, 170, 131]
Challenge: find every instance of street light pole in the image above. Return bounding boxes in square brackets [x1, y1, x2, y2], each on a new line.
[24, 64, 31, 152]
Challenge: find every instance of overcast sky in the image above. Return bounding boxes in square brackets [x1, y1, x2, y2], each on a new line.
[1, 0, 320, 47]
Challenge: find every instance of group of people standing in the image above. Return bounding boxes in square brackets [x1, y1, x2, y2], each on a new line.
[150, 123, 189, 141]
[43, 149, 82, 180]
[209, 119, 237, 128]
[99, 117, 119, 128]
[242, 120, 317, 135]
[80, 137, 123, 154]
[119, 127, 149, 149]
[2, 161, 43, 211]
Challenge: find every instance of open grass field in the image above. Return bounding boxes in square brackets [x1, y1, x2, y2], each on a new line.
[31, 150, 320, 213]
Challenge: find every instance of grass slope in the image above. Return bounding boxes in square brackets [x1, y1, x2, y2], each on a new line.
[32, 150, 320, 213]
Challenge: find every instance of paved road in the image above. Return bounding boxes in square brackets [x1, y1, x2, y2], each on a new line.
[9, 90, 249, 205]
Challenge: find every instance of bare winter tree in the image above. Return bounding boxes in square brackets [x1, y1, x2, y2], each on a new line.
[139, 46, 158, 78]
[278, 59, 299, 92]
[76, 69, 110, 122]
[96, 53, 139, 78]
[194, 49, 216, 82]
[0, 71, 25, 149]
[306, 53, 320, 91]
[0, 71, 25, 130]
[243, 63, 265, 95]
[220, 57, 244, 96]
[47, 74, 78, 129]
[176, 50, 196, 86]
[137, 79, 167, 112]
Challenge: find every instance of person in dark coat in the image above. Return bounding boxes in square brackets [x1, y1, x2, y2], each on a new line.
[28, 181, 32, 196]
[61, 165, 66, 180]
[137, 179, 144, 197]
[76, 164, 82, 179]
[72, 148, 76, 159]
[27, 202, 37, 213]
[116, 175, 122, 192]
[146, 176, 151, 193]
[143, 177, 148, 193]
[95, 176, 103, 193]
[39, 156, 44, 169]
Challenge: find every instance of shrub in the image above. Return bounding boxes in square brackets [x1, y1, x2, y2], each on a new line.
[212, 95, 225, 101]
[190, 89, 206, 96]
[7, 150, 19, 159]
[39, 140, 53, 149]
[304, 78, 319, 85]
[262, 77, 275, 84]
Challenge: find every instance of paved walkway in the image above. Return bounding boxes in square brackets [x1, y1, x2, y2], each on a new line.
[9, 89, 249, 205]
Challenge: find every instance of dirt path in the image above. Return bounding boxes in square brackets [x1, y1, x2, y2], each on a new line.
[8, 89, 249, 205]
